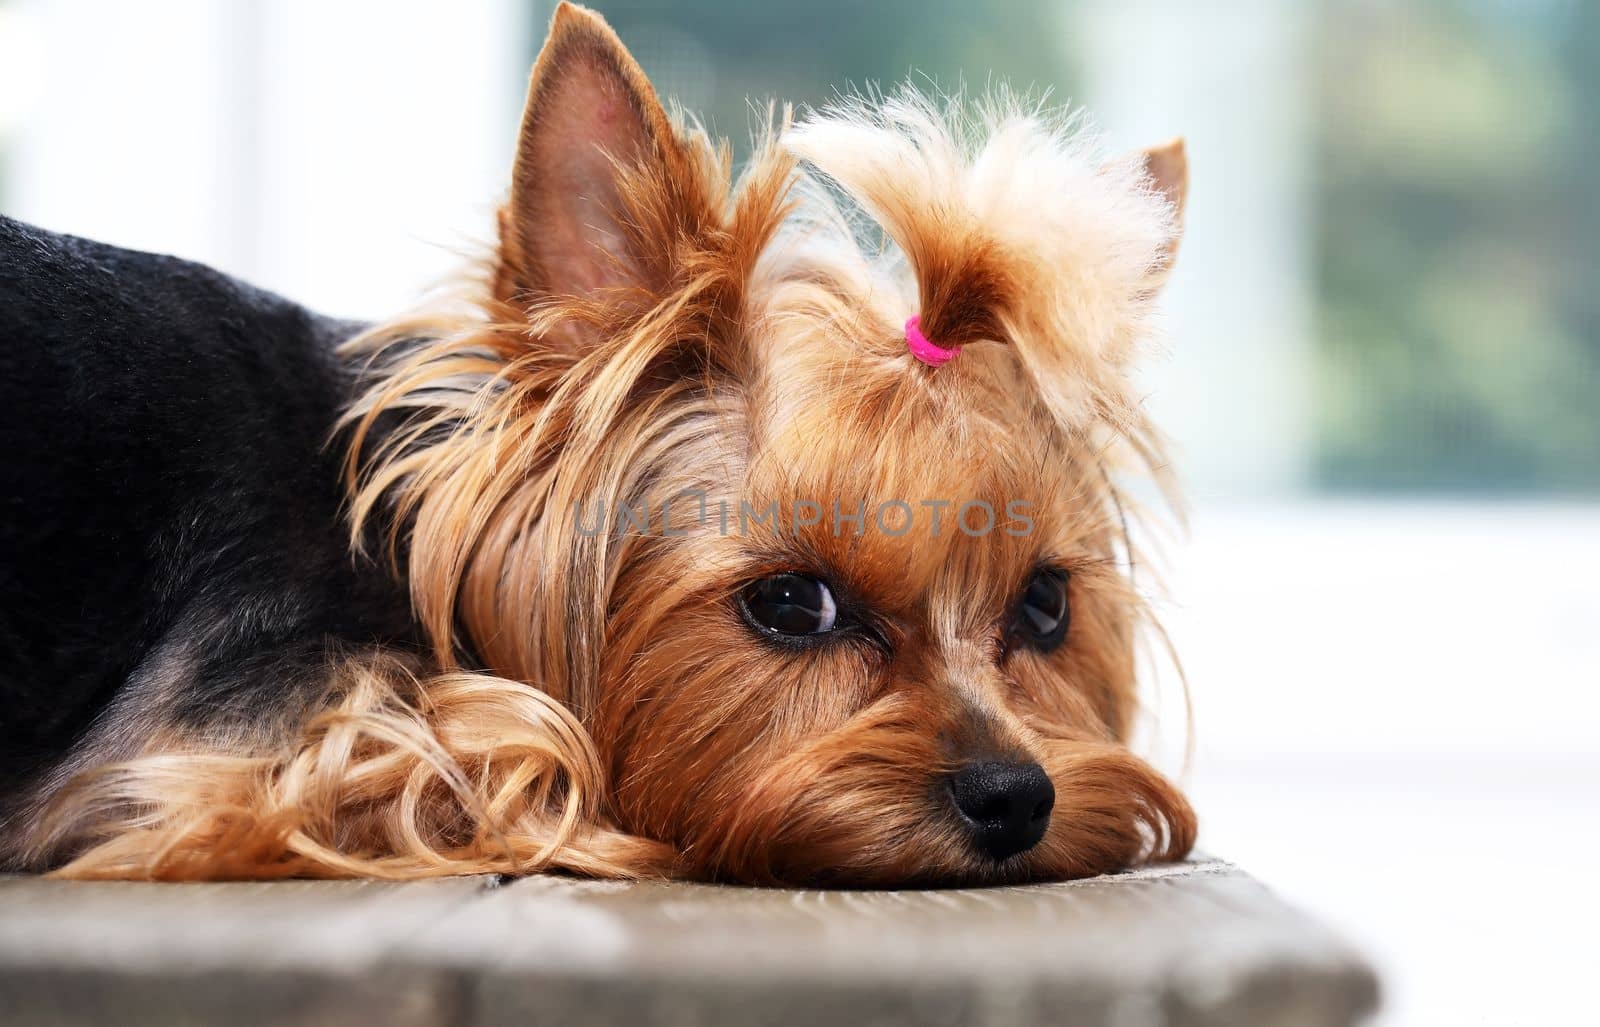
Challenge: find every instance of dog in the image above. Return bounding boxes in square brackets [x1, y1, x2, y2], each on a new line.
[0, 2, 1195, 884]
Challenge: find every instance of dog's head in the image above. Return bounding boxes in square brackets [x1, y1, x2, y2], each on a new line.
[351, 2, 1194, 885]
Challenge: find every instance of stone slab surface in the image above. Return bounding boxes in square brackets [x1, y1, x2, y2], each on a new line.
[0, 858, 1378, 1026]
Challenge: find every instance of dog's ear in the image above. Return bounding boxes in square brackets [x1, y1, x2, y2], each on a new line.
[1133, 137, 1187, 285]
[493, 3, 692, 332]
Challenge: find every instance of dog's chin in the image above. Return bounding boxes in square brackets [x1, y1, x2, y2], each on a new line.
[676, 739, 1197, 889]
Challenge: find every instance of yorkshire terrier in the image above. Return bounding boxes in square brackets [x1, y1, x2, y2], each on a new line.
[0, 3, 1195, 885]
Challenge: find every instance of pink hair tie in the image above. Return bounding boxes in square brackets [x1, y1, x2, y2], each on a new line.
[904, 314, 959, 367]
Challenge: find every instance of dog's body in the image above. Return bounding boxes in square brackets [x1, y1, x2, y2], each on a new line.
[0, 217, 412, 843]
[0, 4, 1198, 884]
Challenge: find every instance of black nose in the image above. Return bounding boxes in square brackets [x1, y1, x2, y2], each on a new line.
[949, 760, 1054, 861]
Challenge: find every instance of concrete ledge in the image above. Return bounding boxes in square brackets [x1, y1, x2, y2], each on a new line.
[0, 858, 1378, 1026]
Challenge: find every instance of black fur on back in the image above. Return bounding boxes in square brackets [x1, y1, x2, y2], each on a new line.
[0, 215, 416, 805]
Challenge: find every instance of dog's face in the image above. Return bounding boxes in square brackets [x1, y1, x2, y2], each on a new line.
[594, 356, 1191, 884]
[384, 4, 1195, 885]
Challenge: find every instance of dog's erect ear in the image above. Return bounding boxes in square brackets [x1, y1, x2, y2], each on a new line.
[493, 3, 687, 322]
[1138, 138, 1187, 220]
[1134, 137, 1187, 283]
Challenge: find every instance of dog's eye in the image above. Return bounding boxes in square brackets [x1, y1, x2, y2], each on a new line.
[740, 574, 839, 636]
[1014, 568, 1070, 648]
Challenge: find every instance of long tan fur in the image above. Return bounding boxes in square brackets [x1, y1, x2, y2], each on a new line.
[37, 2, 1195, 884]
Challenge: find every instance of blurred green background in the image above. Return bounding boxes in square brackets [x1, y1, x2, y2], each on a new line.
[1312, 2, 1598, 493]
